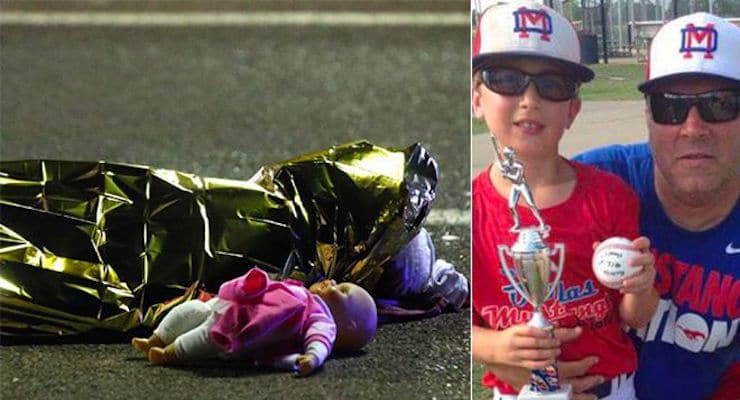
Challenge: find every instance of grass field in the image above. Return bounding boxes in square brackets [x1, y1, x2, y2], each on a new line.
[472, 62, 644, 134]
[473, 363, 489, 400]
[582, 63, 644, 101]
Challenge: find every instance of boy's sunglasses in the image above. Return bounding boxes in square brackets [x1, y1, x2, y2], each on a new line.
[648, 89, 740, 125]
[480, 68, 578, 102]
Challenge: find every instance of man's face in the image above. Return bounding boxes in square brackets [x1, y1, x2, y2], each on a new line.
[647, 77, 739, 201]
[472, 58, 582, 160]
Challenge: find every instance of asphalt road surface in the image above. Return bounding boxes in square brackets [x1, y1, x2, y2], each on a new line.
[0, 22, 471, 400]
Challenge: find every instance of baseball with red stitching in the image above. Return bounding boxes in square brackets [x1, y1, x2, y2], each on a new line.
[592, 237, 643, 289]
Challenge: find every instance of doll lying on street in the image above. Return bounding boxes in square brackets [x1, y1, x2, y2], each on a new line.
[131, 267, 377, 376]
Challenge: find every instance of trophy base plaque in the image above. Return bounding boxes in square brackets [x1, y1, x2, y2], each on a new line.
[517, 384, 572, 400]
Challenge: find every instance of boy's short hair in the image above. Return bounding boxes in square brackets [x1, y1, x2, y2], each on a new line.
[472, 0, 594, 83]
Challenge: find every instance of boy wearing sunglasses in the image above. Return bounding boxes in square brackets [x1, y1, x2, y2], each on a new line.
[471, 1, 658, 399]
[574, 12, 739, 400]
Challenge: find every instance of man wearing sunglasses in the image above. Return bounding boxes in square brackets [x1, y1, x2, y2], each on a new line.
[575, 12, 739, 400]
[472, 2, 660, 400]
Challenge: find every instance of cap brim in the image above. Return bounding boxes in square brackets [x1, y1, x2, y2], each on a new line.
[473, 53, 595, 83]
[639, 72, 740, 93]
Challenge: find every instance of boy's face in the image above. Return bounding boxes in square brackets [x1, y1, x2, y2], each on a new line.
[472, 57, 582, 159]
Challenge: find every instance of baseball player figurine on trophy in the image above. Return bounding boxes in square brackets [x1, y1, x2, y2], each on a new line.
[492, 136, 572, 400]
[495, 142, 550, 238]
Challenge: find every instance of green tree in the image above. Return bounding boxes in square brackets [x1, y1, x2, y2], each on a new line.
[715, 0, 740, 17]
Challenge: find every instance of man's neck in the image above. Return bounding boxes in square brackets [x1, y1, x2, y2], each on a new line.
[654, 174, 739, 232]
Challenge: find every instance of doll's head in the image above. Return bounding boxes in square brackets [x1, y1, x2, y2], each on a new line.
[309, 280, 377, 352]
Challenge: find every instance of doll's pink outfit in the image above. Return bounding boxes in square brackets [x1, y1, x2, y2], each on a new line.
[153, 268, 336, 368]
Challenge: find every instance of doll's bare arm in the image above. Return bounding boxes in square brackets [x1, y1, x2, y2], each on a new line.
[295, 341, 330, 377]
[258, 339, 330, 377]
[296, 353, 319, 377]
[295, 299, 336, 376]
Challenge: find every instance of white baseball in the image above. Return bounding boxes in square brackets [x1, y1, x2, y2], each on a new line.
[592, 237, 643, 289]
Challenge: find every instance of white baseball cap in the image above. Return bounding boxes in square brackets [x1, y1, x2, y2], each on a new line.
[472, 0, 594, 82]
[639, 12, 740, 93]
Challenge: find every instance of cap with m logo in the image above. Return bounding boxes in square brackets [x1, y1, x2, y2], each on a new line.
[513, 7, 553, 41]
[640, 12, 740, 92]
[680, 23, 718, 59]
[472, 0, 594, 82]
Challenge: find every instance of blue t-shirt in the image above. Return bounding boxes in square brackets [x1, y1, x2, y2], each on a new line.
[574, 143, 739, 400]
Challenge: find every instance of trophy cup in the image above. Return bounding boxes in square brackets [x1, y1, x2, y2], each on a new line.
[492, 137, 571, 400]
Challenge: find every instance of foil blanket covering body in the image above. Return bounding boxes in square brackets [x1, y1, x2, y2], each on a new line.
[0, 141, 438, 336]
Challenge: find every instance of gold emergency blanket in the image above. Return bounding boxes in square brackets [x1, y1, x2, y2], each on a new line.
[0, 141, 438, 336]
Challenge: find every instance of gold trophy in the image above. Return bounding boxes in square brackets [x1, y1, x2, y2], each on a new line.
[492, 137, 571, 400]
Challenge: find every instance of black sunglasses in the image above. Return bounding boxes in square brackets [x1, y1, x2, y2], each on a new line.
[648, 89, 740, 125]
[480, 68, 578, 102]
